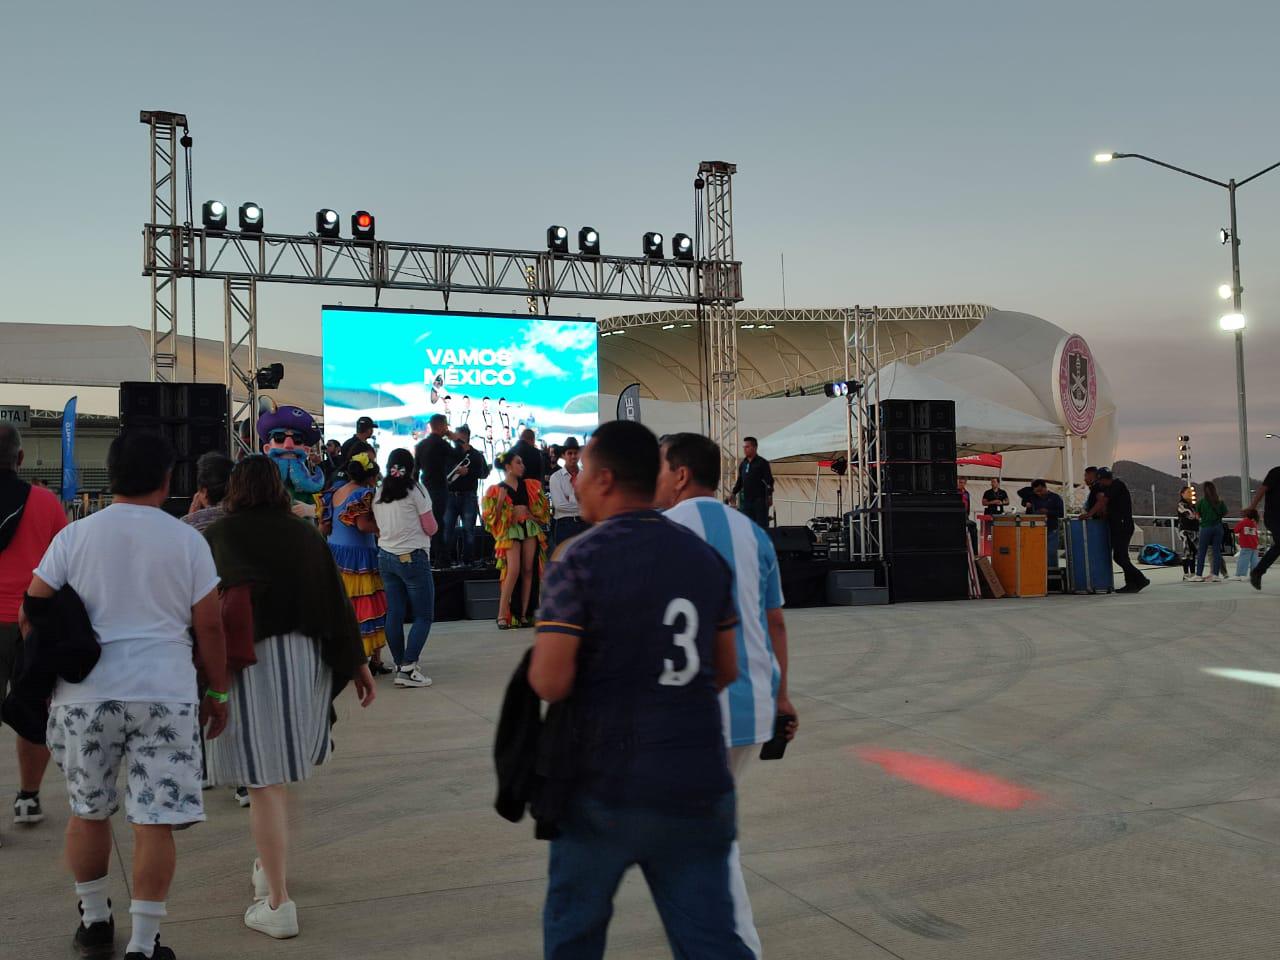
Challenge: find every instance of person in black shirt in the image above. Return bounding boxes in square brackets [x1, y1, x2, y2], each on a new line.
[1082, 467, 1148, 592]
[1083, 466, 1100, 513]
[530, 420, 750, 958]
[338, 417, 376, 473]
[728, 436, 773, 529]
[1247, 464, 1280, 589]
[414, 414, 462, 561]
[442, 425, 490, 567]
[1018, 479, 1064, 564]
[982, 478, 1009, 515]
[510, 428, 545, 485]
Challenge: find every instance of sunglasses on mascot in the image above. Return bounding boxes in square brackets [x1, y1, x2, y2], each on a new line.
[268, 429, 305, 443]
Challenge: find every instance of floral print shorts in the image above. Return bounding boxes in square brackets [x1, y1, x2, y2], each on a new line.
[47, 700, 206, 826]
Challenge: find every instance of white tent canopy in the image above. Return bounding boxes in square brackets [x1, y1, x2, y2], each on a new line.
[757, 362, 1066, 462]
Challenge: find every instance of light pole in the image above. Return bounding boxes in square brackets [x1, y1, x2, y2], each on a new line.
[1095, 151, 1280, 508]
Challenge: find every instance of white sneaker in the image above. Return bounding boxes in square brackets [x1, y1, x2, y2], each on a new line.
[252, 858, 270, 900]
[234, 786, 251, 808]
[13, 795, 44, 824]
[245, 898, 299, 939]
[395, 664, 433, 688]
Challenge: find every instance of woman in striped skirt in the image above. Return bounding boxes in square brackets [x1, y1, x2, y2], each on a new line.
[204, 455, 376, 939]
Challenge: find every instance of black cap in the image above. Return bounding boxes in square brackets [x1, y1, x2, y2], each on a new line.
[1096, 467, 1113, 479]
[356, 416, 375, 432]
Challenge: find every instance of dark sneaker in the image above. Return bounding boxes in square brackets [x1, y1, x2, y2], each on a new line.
[1251, 570, 1263, 591]
[74, 904, 114, 959]
[1130, 580, 1149, 594]
[124, 936, 176, 960]
[13, 794, 43, 824]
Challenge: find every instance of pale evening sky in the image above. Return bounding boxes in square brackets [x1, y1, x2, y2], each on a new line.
[2, 0, 1279, 478]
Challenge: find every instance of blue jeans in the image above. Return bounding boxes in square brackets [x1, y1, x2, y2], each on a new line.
[544, 793, 754, 960]
[1196, 524, 1226, 577]
[442, 492, 480, 564]
[1236, 547, 1259, 577]
[377, 548, 435, 667]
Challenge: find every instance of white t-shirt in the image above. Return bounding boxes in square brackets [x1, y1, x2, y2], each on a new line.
[372, 485, 433, 555]
[34, 503, 221, 706]
[549, 468, 581, 519]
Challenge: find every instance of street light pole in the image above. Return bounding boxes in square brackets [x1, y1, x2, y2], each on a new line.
[1227, 181, 1250, 508]
[1095, 151, 1280, 508]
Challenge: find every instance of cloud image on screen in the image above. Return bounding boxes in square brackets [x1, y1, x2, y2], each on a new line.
[321, 307, 599, 465]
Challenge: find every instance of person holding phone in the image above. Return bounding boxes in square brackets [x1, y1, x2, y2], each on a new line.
[530, 421, 753, 959]
[656, 431, 797, 959]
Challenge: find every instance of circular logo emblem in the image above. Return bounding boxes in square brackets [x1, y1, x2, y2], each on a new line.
[1054, 334, 1097, 436]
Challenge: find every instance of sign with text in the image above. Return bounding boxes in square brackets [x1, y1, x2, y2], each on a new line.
[0, 405, 31, 428]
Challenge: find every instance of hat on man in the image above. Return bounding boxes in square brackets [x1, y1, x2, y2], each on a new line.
[562, 436, 580, 451]
[258, 405, 321, 445]
[356, 416, 375, 433]
[456, 424, 471, 437]
[1096, 467, 1113, 480]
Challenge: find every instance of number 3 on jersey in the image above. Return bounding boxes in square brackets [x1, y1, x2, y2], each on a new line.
[658, 597, 700, 687]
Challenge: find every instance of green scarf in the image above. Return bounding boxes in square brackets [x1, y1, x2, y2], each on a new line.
[203, 506, 367, 689]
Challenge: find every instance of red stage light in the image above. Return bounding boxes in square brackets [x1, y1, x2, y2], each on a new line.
[855, 748, 1041, 810]
[357, 214, 371, 228]
[351, 210, 375, 240]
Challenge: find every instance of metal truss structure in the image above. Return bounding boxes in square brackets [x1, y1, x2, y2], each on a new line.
[141, 111, 191, 382]
[598, 303, 990, 333]
[140, 111, 742, 458]
[697, 162, 740, 496]
[848, 307, 884, 561]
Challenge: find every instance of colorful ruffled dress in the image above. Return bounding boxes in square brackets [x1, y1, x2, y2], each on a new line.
[481, 479, 550, 577]
[323, 485, 387, 657]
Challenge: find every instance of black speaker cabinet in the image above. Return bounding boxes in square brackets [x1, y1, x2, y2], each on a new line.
[880, 462, 958, 495]
[874, 399, 956, 433]
[120, 382, 228, 424]
[878, 429, 958, 463]
[769, 525, 816, 558]
[888, 550, 970, 602]
[883, 497, 967, 554]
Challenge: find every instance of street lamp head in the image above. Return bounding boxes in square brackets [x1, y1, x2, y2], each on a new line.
[1094, 153, 1115, 164]
[1218, 284, 1233, 300]
[1219, 312, 1246, 331]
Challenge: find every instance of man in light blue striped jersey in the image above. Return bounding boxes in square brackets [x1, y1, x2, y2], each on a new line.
[656, 432, 797, 958]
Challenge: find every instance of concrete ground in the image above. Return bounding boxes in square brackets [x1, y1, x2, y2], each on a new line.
[4, 564, 1280, 959]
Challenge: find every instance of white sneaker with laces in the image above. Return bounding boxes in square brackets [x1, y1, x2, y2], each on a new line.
[252, 858, 270, 900]
[245, 898, 299, 939]
[395, 664, 433, 688]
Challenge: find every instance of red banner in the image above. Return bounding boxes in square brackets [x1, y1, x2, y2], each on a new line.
[957, 453, 1003, 468]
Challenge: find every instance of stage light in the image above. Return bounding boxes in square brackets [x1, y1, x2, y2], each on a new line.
[1218, 283, 1233, 300]
[202, 201, 227, 230]
[661, 323, 676, 330]
[316, 209, 340, 238]
[1219, 312, 1246, 331]
[643, 232, 664, 259]
[741, 323, 756, 330]
[579, 227, 600, 256]
[1094, 153, 1114, 163]
[547, 225, 569, 254]
[1219, 228, 1231, 245]
[830, 456, 848, 477]
[823, 380, 862, 398]
[352, 210, 375, 240]
[255, 363, 284, 390]
[1178, 435, 1190, 442]
[672, 233, 694, 261]
[239, 202, 263, 233]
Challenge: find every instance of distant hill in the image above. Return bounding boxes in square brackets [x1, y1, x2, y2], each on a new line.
[1114, 460, 1260, 516]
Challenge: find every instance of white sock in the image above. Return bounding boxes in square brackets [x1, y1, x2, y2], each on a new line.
[126, 900, 167, 957]
[75, 876, 111, 925]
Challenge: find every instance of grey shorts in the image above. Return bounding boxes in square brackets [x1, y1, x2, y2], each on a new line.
[47, 700, 206, 826]
[0, 622, 21, 700]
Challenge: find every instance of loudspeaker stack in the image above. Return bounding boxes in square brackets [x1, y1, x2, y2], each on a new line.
[873, 399, 969, 602]
[118, 382, 229, 500]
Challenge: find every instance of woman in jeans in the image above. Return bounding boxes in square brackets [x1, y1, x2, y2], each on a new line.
[1195, 480, 1229, 582]
[372, 448, 438, 688]
[1175, 486, 1200, 580]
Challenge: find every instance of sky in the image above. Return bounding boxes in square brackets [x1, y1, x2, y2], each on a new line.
[3, 0, 1279, 478]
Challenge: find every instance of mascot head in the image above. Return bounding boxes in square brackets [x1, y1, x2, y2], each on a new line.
[259, 404, 322, 458]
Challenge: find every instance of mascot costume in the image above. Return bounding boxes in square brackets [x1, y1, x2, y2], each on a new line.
[258, 402, 327, 516]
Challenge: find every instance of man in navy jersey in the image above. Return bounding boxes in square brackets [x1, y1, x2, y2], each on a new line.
[531, 420, 753, 960]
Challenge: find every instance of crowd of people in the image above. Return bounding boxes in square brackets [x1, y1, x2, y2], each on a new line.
[0, 416, 799, 958]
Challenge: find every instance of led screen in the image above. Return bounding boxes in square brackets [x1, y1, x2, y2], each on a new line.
[321, 306, 599, 465]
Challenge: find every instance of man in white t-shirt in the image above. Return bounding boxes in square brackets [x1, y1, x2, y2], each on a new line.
[24, 431, 227, 960]
[655, 432, 797, 960]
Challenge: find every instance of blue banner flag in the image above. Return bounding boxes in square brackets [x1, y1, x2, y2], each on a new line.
[61, 395, 78, 502]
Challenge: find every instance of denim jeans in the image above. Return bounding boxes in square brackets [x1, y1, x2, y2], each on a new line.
[544, 792, 755, 960]
[553, 516, 589, 546]
[443, 492, 480, 563]
[377, 548, 435, 667]
[1196, 523, 1226, 577]
[1236, 547, 1259, 577]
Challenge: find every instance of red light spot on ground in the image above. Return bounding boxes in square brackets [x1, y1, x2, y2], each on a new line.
[855, 747, 1041, 810]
